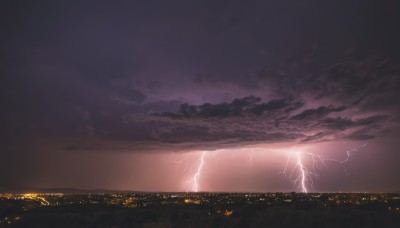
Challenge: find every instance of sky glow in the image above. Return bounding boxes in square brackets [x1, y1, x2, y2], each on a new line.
[2, 0, 400, 192]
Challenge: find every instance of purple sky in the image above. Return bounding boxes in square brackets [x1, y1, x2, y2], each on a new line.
[2, 0, 400, 192]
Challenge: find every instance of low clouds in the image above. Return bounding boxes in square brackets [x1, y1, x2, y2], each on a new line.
[4, 50, 399, 154]
[291, 106, 346, 120]
[2, 0, 400, 155]
[63, 95, 392, 153]
[160, 96, 301, 118]
[258, 48, 400, 112]
[142, 96, 387, 150]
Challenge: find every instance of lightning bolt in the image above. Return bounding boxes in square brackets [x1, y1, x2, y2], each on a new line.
[281, 150, 314, 193]
[247, 149, 255, 167]
[296, 152, 309, 193]
[178, 143, 367, 193]
[281, 143, 367, 193]
[164, 153, 190, 172]
[187, 151, 207, 192]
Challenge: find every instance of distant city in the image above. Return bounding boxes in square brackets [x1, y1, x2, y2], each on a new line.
[1, 192, 400, 227]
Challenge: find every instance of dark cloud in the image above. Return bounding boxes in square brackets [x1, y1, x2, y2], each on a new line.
[1, 0, 400, 191]
[320, 117, 354, 130]
[342, 134, 375, 141]
[159, 96, 301, 118]
[105, 96, 384, 151]
[113, 87, 147, 104]
[258, 49, 400, 111]
[291, 106, 346, 121]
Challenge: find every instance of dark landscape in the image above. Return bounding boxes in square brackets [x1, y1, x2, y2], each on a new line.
[2, 191, 400, 227]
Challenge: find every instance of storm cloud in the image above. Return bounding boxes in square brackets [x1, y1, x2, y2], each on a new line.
[1, 0, 400, 191]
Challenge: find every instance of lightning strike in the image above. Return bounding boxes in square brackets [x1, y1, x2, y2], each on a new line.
[247, 149, 255, 167]
[187, 151, 207, 192]
[281, 143, 367, 193]
[296, 152, 309, 193]
[281, 150, 315, 193]
[179, 143, 367, 193]
[165, 153, 191, 172]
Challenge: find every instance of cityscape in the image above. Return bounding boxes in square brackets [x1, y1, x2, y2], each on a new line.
[1, 191, 400, 226]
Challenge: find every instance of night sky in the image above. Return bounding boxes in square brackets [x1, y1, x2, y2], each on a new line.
[2, 0, 400, 192]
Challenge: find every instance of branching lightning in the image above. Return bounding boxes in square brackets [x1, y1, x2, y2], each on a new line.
[296, 152, 308, 193]
[281, 143, 367, 193]
[178, 143, 367, 193]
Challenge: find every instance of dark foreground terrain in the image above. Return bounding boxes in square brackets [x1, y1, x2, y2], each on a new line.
[1, 192, 400, 227]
